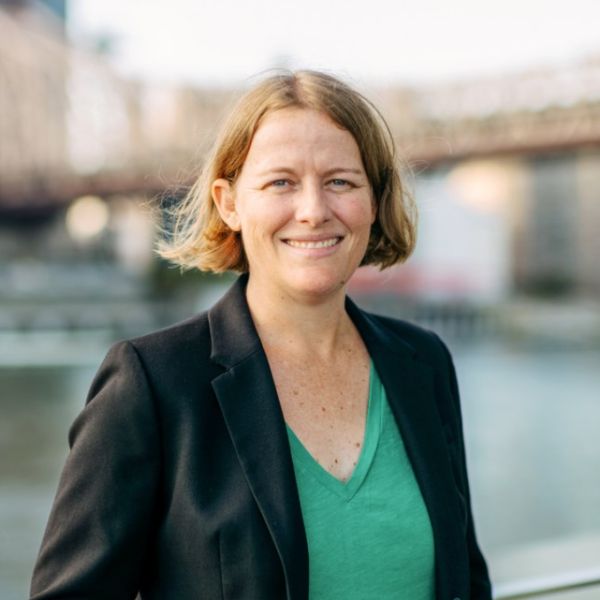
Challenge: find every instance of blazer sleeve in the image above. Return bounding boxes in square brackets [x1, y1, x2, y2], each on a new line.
[434, 333, 492, 600]
[30, 341, 161, 600]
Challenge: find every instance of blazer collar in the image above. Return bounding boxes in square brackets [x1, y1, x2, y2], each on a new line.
[208, 274, 261, 368]
[207, 275, 465, 599]
[207, 273, 418, 367]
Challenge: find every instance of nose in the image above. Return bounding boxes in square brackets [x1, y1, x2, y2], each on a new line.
[294, 182, 331, 226]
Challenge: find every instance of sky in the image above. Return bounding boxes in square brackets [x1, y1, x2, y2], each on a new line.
[68, 0, 600, 88]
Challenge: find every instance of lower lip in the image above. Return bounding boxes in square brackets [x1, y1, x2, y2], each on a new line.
[282, 238, 343, 257]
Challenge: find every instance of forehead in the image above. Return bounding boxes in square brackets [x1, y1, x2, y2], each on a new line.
[243, 108, 363, 170]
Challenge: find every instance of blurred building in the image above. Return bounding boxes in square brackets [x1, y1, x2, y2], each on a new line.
[0, 0, 69, 207]
[359, 61, 600, 301]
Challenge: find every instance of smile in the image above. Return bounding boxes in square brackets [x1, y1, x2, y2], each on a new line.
[284, 237, 342, 249]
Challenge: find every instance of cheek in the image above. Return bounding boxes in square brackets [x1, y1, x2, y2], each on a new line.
[238, 204, 289, 246]
[236, 195, 272, 229]
[346, 198, 377, 229]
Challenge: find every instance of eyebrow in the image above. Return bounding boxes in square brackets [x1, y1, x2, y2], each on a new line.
[322, 167, 365, 177]
[257, 167, 365, 177]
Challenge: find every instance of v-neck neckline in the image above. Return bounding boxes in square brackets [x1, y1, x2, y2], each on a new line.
[286, 361, 384, 502]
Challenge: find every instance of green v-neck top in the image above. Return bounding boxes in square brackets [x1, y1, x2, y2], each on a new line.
[286, 361, 435, 599]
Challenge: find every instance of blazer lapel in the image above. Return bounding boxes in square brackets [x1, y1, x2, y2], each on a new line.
[208, 276, 308, 600]
[347, 299, 467, 599]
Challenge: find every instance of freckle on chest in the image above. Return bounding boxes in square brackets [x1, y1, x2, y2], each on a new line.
[264, 336, 371, 480]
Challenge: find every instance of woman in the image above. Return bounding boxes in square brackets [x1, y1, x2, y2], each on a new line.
[31, 71, 492, 599]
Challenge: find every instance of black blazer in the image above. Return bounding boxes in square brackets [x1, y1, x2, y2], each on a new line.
[31, 275, 492, 600]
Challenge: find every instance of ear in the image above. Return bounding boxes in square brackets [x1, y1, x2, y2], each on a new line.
[212, 178, 241, 231]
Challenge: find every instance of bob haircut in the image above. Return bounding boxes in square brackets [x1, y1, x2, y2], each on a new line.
[158, 70, 416, 272]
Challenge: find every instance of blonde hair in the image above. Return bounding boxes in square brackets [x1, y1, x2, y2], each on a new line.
[158, 70, 416, 272]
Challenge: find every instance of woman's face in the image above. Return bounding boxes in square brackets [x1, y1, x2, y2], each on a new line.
[213, 108, 376, 303]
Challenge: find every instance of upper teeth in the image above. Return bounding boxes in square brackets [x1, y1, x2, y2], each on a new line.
[286, 238, 339, 249]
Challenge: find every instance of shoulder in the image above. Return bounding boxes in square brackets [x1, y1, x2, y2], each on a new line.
[127, 310, 211, 363]
[357, 307, 453, 370]
[98, 310, 218, 400]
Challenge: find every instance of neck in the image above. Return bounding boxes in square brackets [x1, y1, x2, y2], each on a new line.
[245, 276, 355, 360]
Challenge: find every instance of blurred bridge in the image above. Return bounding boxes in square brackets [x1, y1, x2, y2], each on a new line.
[2, 4, 600, 213]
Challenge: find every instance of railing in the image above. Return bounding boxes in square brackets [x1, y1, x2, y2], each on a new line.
[494, 567, 600, 599]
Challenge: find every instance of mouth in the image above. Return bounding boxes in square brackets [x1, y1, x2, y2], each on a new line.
[283, 236, 343, 249]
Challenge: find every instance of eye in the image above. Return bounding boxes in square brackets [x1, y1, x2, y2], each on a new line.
[328, 178, 353, 188]
[264, 178, 298, 193]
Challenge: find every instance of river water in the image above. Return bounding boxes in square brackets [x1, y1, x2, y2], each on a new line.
[2, 338, 600, 599]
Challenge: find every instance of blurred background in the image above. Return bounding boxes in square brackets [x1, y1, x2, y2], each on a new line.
[1, 1, 600, 598]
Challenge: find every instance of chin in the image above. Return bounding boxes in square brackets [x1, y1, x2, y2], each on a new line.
[287, 268, 353, 299]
